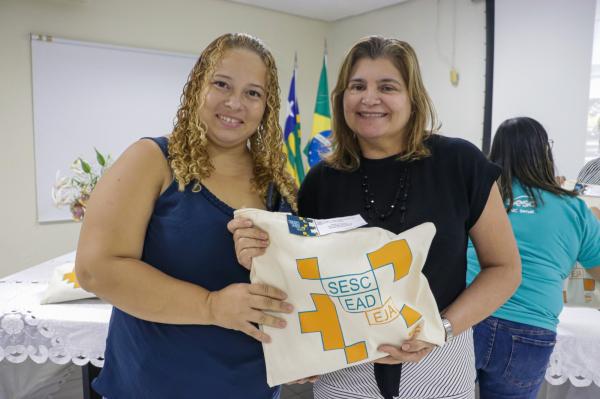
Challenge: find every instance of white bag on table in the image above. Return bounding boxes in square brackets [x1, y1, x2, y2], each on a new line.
[40, 262, 97, 304]
[235, 208, 445, 387]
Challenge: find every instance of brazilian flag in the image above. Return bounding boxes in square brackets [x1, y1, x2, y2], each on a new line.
[283, 64, 305, 184]
[304, 53, 332, 167]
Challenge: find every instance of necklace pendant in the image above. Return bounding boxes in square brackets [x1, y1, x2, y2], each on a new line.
[360, 164, 410, 224]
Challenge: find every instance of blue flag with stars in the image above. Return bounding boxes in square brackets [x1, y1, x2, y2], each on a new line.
[283, 66, 305, 184]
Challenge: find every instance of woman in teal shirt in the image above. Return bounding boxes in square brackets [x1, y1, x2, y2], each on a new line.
[467, 117, 600, 399]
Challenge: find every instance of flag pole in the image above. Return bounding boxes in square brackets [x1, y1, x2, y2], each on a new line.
[323, 39, 328, 68]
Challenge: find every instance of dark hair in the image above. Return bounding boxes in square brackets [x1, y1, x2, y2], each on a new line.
[489, 117, 576, 212]
[327, 36, 439, 170]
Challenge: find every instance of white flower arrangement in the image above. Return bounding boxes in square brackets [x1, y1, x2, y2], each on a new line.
[52, 149, 112, 221]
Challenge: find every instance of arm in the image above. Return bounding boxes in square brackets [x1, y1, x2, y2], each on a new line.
[377, 183, 520, 364]
[578, 203, 600, 281]
[443, 182, 521, 335]
[75, 140, 290, 342]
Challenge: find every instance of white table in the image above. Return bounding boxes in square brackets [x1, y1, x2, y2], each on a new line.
[539, 307, 600, 399]
[0, 252, 111, 399]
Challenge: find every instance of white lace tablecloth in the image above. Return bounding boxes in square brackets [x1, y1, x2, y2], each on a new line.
[545, 307, 600, 388]
[0, 251, 112, 368]
[2, 253, 599, 396]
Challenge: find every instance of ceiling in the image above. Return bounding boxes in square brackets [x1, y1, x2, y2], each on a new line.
[223, 0, 411, 22]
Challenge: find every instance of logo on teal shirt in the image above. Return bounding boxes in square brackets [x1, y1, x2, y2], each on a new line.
[510, 195, 536, 214]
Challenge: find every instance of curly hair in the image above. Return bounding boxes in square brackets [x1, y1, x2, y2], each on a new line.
[168, 33, 297, 210]
[328, 36, 440, 171]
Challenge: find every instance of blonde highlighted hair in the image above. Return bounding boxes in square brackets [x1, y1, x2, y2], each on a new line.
[168, 33, 297, 209]
[328, 36, 440, 170]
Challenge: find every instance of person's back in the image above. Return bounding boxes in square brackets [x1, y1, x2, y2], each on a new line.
[467, 180, 598, 331]
[467, 117, 600, 399]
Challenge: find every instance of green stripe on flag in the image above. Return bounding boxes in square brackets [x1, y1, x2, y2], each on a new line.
[314, 58, 331, 118]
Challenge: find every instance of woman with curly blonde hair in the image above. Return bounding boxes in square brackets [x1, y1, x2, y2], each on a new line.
[74, 33, 296, 398]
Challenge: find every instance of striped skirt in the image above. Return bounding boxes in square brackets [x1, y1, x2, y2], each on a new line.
[313, 329, 476, 399]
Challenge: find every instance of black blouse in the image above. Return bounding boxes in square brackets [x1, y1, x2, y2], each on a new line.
[298, 134, 501, 311]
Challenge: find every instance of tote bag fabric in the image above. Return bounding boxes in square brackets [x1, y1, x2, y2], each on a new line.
[40, 262, 97, 304]
[235, 209, 445, 387]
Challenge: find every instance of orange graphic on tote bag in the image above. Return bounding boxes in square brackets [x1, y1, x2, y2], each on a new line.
[297, 239, 422, 364]
[62, 271, 81, 288]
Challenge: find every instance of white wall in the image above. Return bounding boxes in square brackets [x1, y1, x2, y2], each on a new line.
[326, 0, 487, 146]
[493, 0, 596, 178]
[5, 0, 593, 276]
[0, 0, 328, 276]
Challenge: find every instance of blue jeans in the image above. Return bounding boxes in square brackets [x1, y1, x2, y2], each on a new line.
[474, 316, 556, 399]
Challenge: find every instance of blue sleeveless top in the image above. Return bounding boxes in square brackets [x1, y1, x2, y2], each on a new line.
[93, 137, 290, 399]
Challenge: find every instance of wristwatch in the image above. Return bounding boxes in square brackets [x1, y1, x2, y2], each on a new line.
[441, 317, 454, 343]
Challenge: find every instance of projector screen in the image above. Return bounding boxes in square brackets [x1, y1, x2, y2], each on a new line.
[31, 35, 196, 222]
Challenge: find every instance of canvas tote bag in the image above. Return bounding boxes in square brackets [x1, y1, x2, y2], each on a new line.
[40, 262, 97, 304]
[235, 208, 445, 386]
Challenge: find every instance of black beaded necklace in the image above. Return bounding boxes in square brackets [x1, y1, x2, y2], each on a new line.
[361, 163, 410, 223]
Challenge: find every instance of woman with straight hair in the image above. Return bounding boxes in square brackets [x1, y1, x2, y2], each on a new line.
[75, 33, 296, 398]
[467, 117, 600, 399]
[230, 36, 521, 399]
